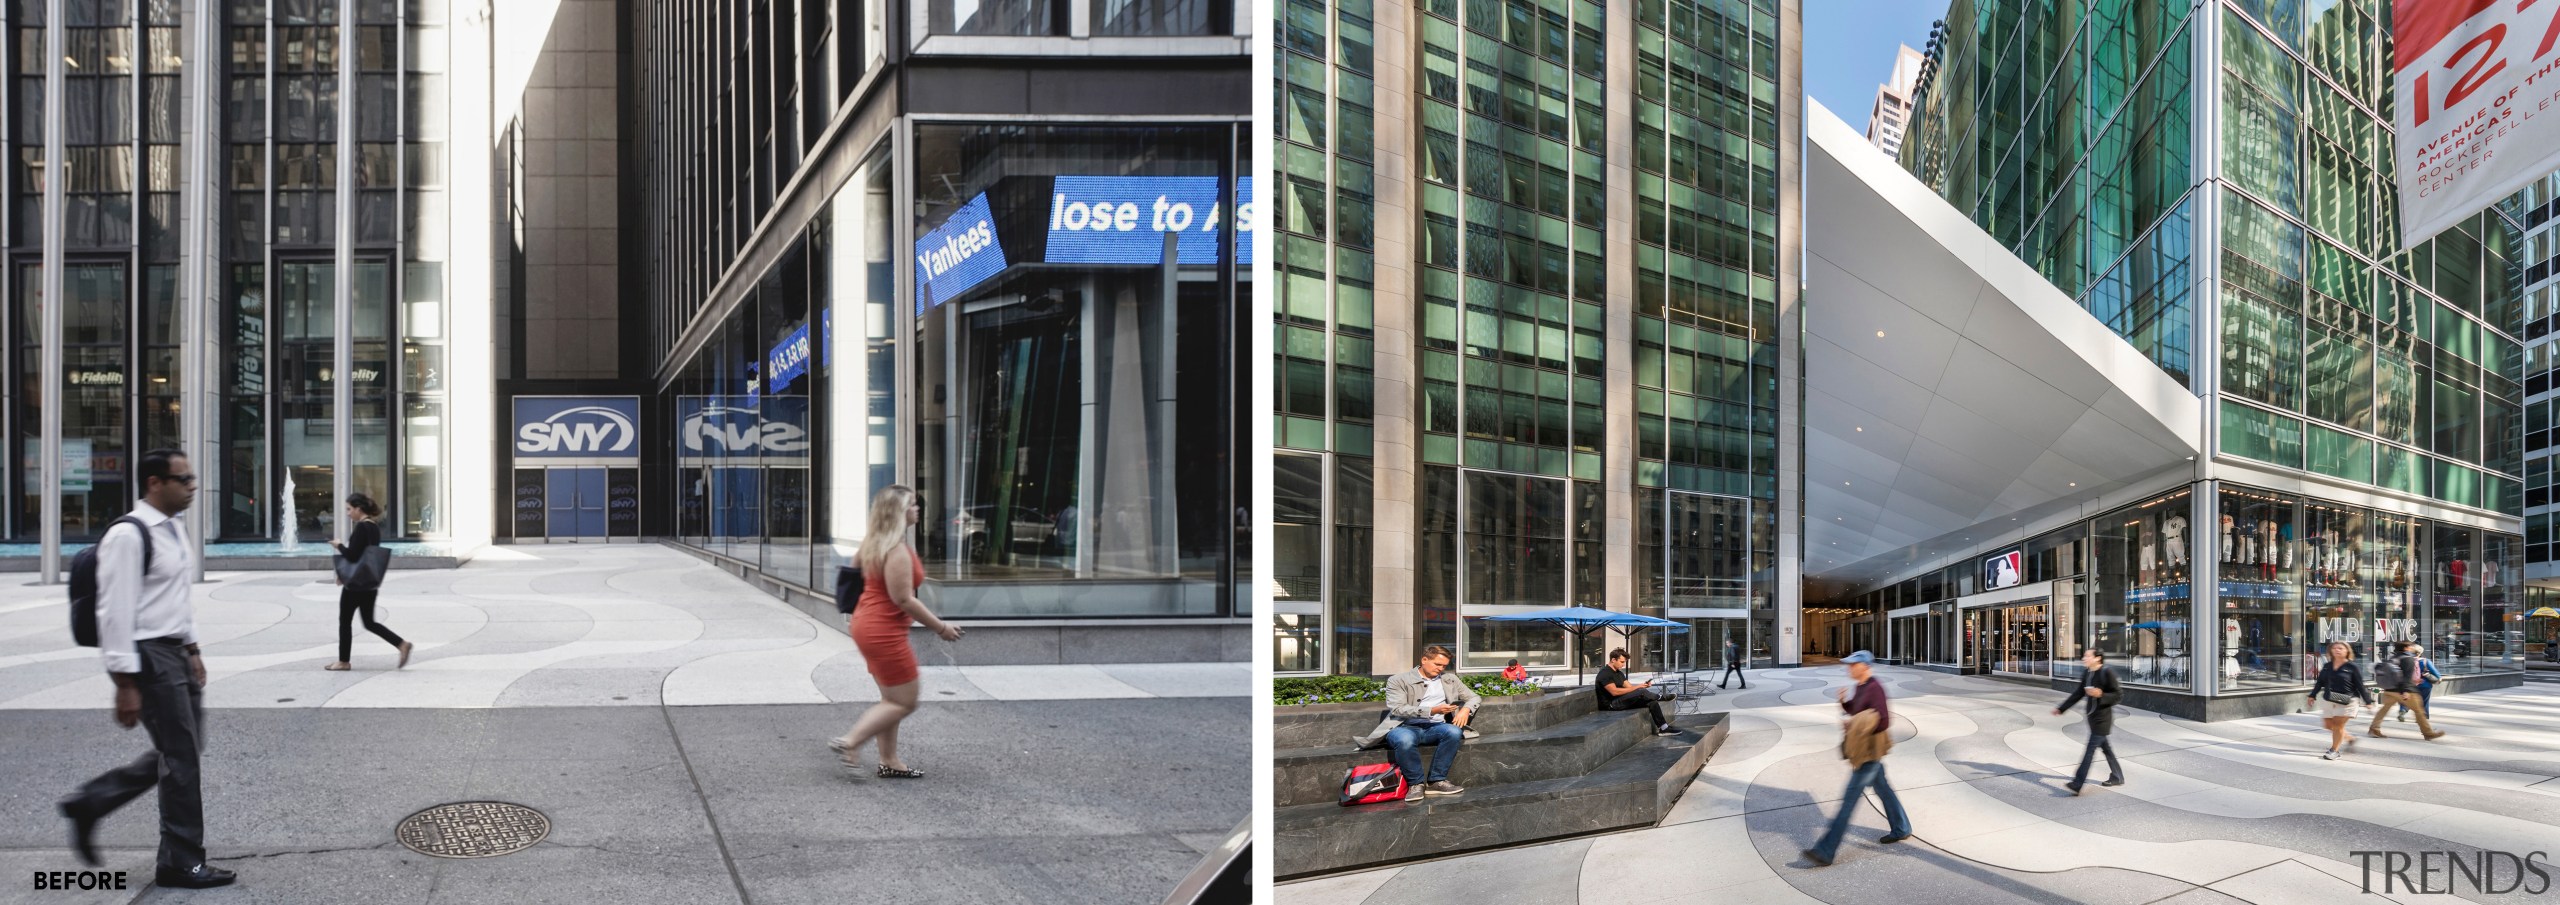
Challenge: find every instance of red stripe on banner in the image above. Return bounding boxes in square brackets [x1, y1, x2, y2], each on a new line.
[2394, 0, 2503, 72]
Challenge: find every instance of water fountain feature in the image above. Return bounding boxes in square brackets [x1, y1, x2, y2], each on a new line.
[279, 473, 300, 553]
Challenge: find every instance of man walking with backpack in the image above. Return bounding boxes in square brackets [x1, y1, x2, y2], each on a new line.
[2052, 648, 2123, 794]
[2370, 640, 2444, 741]
[58, 449, 233, 889]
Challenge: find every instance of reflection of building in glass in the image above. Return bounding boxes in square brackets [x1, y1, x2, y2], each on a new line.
[1272, 0, 1803, 675]
[3, 0, 489, 568]
[629, 0, 1247, 622]
[1841, 0, 2527, 718]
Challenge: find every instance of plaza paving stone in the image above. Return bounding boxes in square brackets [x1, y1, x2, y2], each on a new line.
[1281, 664, 2560, 905]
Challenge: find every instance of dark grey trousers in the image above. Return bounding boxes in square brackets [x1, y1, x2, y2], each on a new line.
[64, 637, 206, 869]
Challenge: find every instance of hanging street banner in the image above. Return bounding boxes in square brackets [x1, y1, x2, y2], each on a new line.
[2391, 0, 2560, 245]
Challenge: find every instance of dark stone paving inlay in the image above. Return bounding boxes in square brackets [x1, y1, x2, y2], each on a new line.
[396, 801, 551, 858]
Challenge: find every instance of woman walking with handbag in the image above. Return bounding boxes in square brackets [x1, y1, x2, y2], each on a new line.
[2306, 640, 2370, 760]
[828, 486, 963, 778]
[324, 493, 409, 671]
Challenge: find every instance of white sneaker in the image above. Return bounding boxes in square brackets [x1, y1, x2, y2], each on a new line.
[2322, 748, 2340, 760]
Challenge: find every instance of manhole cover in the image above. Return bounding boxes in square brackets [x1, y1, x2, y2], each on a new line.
[395, 802, 549, 859]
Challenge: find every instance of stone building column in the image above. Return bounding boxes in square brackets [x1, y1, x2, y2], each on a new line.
[1365, 0, 1420, 675]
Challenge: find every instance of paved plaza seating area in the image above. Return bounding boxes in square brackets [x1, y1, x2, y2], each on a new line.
[1283, 665, 2560, 905]
[1274, 684, 1731, 878]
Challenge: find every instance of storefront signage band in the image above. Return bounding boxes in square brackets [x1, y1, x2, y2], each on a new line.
[512, 396, 642, 465]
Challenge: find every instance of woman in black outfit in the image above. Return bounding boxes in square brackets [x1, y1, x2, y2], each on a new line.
[324, 493, 410, 671]
[2305, 640, 2370, 760]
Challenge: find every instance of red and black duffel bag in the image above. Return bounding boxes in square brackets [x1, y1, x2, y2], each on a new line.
[1337, 763, 1406, 806]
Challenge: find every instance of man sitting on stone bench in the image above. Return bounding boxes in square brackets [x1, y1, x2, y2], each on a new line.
[1351, 645, 1479, 801]
[1598, 649, 1680, 737]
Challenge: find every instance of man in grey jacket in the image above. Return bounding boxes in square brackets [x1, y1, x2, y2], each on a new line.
[1352, 645, 1481, 801]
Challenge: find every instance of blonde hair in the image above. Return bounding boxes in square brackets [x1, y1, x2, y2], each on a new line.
[856, 485, 916, 571]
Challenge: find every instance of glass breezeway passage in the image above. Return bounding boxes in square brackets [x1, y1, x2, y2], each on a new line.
[1967, 601, 2052, 678]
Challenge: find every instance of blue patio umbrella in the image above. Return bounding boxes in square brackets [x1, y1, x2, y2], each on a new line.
[1479, 606, 1686, 685]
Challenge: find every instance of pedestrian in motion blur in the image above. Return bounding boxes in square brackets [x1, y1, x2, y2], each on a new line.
[2368, 640, 2444, 741]
[1719, 636, 1748, 689]
[1801, 651, 1909, 867]
[325, 492, 408, 671]
[830, 485, 964, 779]
[2052, 648, 2122, 794]
[2408, 645, 2444, 720]
[2307, 640, 2371, 760]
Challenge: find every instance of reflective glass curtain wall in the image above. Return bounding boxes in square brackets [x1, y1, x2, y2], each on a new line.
[2, 0, 446, 546]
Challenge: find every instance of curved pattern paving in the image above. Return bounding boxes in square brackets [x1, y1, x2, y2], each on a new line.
[1281, 664, 2560, 905]
[0, 544, 1241, 708]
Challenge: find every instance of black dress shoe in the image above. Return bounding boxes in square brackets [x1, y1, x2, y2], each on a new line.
[1800, 848, 1832, 867]
[2064, 782, 2083, 796]
[56, 801, 98, 867]
[154, 864, 236, 889]
[2101, 777, 2125, 787]
[1878, 832, 1910, 844]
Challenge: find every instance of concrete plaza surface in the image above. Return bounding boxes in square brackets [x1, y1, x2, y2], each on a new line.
[0, 544, 1247, 904]
[1281, 666, 2560, 905]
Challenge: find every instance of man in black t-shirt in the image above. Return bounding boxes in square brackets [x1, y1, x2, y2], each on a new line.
[1597, 649, 1679, 737]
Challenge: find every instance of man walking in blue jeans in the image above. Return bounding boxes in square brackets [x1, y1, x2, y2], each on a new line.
[2053, 648, 2123, 794]
[1802, 651, 1910, 866]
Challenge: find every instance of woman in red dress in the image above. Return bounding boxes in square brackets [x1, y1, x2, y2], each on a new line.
[828, 485, 964, 777]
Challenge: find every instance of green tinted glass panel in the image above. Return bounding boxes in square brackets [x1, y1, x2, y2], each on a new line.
[2220, 400, 2303, 467]
[2305, 424, 2371, 484]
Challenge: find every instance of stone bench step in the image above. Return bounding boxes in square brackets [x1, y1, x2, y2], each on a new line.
[1272, 706, 1667, 808]
[1273, 689, 1593, 749]
[1273, 713, 1730, 879]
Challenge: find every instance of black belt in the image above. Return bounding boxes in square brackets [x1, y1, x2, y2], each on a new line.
[138, 636, 189, 647]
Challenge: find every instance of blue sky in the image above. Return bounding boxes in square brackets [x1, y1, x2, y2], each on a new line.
[1803, 1, 1951, 133]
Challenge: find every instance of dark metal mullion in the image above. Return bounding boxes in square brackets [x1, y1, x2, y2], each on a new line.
[389, 6, 405, 537]
[127, 6, 143, 477]
[262, 0, 280, 541]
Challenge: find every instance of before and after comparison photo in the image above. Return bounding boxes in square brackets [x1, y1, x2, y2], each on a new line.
[0, 0, 2555, 902]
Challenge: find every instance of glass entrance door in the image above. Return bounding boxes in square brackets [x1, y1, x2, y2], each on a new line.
[545, 467, 607, 540]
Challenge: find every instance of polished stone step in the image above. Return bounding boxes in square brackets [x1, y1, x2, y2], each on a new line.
[1273, 688, 1594, 749]
[1273, 713, 1731, 879]
[1273, 705, 1666, 808]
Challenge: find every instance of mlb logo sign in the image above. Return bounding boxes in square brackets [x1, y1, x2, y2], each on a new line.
[1984, 551, 2023, 591]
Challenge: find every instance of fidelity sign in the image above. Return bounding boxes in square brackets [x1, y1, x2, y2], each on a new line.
[512, 396, 641, 465]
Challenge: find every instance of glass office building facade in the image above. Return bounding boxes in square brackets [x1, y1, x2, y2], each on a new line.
[4, 0, 455, 556]
[1274, 0, 1796, 676]
[1874, 0, 2525, 711]
[634, 0, 1248, 619]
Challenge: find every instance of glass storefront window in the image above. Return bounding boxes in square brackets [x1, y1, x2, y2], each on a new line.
[2290, 498, 2364, 686]
[2368, 512, 2423, 663]
[2219, 486, 2300, 691]
[2480, 531, 2519, 671]
[910, 123, 1239, 617]
[2091, 488, 2190, 687]
[2430, 523, 2478, 674]
[1092, 0, 1226, 35]
[822, 151, 897, 584]
[925, 0, 1063, 36]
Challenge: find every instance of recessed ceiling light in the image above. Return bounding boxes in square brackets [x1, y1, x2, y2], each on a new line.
[2069, 482, 2078, 487]
[1856, 426, 1864, 432]
[1875, 330, 1886, 338]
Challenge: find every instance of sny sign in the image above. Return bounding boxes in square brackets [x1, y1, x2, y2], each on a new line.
[677, 396, 809, 464]
[512, 397, 642, 464]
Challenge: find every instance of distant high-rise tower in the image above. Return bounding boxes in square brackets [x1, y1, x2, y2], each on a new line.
[1866, 44, 1925, 157]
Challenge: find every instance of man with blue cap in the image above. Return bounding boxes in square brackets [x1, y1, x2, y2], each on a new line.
[1802, 650, 1911, 867]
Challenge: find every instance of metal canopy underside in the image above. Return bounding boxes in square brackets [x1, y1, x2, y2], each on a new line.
[1801, 102, 2201, 588]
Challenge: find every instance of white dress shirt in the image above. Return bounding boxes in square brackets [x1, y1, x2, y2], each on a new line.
[95, 500, 196, 674]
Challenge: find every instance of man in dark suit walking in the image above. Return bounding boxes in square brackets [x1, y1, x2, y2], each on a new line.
[2053, 648, 2123, 795]
[58, 449, 234, 889]
[1719, 636, 1748, 689]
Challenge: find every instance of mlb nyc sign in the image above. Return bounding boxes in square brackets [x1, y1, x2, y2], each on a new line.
[513, 396, 642, 465]
[2391, 0, 2560, 245]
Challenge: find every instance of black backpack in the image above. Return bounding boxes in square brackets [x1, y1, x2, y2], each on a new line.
[2371, 655, 2405, 692]
[68, 516, 154, 647]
